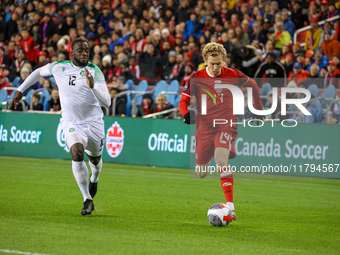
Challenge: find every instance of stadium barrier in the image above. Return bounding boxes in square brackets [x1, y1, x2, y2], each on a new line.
[0, 112, 339, 178]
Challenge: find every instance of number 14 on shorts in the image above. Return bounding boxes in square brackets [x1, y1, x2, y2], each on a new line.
[219, 132, 232, 144]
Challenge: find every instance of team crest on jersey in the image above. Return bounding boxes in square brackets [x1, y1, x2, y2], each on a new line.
[79, 70, 85, 76]
[106, 121, 124, 158]
[62, 67, 65, 72]
[69, 127, 75, 132]
[184, 83, 188, 91]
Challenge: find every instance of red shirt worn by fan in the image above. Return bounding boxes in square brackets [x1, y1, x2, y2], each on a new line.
[179, 67, 263, 135]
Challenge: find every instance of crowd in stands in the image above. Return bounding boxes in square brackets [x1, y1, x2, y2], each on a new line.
[0, 0, 340, 123]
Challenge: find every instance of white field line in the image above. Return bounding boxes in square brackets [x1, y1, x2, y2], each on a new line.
[0, 249, 51, 255]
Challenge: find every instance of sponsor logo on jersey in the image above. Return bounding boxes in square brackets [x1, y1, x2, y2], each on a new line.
[56, 123, 69, 152]
[69, 127, 75, 132]
[80, 70, 85, 76]
[106, 121, 124, 158]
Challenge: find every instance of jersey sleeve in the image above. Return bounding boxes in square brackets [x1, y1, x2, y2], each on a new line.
[179, 73, 196, 117]
[17, 64, 53, 93]
[91, 65, 111, 108]
[237, 70, 263, 111]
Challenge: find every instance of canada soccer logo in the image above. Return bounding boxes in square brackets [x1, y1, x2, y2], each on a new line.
[106, 121, 124, 158]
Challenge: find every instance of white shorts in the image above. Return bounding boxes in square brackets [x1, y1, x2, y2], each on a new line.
[60, 118, 105, 157]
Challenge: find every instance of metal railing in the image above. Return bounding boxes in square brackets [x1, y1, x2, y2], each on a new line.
[142, 108, 179, 119]
[111, 90, 152, 116]
[293, 15, 340, 45]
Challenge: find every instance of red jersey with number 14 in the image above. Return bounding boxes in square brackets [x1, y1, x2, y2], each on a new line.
[181, 67, 262, 134]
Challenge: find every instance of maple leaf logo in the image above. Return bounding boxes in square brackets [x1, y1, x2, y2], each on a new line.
[106, 121, 124, 158]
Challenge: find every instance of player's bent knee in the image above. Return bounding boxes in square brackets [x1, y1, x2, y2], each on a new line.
[88, 155, 101, 165]
[70, 143, 85, 161]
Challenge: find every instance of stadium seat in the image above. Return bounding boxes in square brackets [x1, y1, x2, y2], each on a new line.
[0, 89, 8, 104]
[151, 80, 167, 98]
[308, 100, 322, 123]
[11, 77, 21, 88]
[39, 90, 50, 111]
[166, 80, 180, 106]
[9, 89, 17, 100]
[24, 89, 35, 106]
[126, 79, 135, 91]
[320, 85, 336, 109]
[134, 80, 148, 105]
[174, 94, 182, 108]
[287, 104, 297, 119]
[126, 93, 132, 117]
[307, 84, 319, 98]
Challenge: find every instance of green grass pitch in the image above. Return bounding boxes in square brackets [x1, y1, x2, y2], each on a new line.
[0, 156, 339, 255]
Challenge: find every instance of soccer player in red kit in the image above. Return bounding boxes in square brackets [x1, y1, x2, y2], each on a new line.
[179, 42, 263, 221]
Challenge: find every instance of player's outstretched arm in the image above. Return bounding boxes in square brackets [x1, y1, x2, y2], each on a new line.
[9, 64, 52, 110]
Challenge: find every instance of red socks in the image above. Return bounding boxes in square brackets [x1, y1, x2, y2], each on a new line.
[220, 174, 234, 203]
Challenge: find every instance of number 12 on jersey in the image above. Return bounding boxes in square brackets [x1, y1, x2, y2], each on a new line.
[69, 76, 76, 86]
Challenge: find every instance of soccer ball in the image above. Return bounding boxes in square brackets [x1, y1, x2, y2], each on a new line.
[207, 203, 233, 227]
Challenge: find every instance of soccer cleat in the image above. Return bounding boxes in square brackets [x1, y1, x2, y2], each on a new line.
[231, 210, 237, 221]
[81, 199, 94, 216]
[89, 181, 98, 198]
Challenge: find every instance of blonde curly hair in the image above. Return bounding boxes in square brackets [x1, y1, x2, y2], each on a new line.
[202, 42, 227, 61]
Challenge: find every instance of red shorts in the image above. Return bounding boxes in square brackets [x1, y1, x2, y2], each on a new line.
[195, 127, 238, 165]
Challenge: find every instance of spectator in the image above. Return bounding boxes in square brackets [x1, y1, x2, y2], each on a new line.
[99, 6, 114, 33]
[113, 76, 129, 91]
[312, 49, 328, 75]
[33, 51, 50, 70]
[0, 47, 12, 67]
[120, 61, 139, 84]
[320, 29, 340, 60]
[48, 88, 61, 112]
[139, 43, 162, 84]
[31, 93, 43, 111]
[150, 94, 174, 119]
[3, 12, 19, 41]
[294, 50, 307, 69]
[9, 50, 29, 82]
[291, 0, 308, 30]
[162, 50, 177, 80]
[305, 64, 323, 88]
[332, 55, 340, 69]
[283, 52, 295, 75]
[320, 66, 328, 77]
[254, 52, 287, 87]
[40, 14, 58, 46]
[137, 93, 154, 117]
[288, 62, 310, 86]
[109, 87, 127, 116]
[305, 17, 324, 51]
[19, 27, 39, 65]
[268, 21, 291, 51]
[0, 72, 11, 95]
[235, 25, 250, 47]
[324, 60, 340, 88]
[101, 54, 113, 82]
[281, 9, 295, 37]
[129, 56, 140, 80]
[180, 62, 195, 87]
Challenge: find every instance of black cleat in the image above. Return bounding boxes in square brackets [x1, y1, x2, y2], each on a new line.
[81, 199, 94, 216]
[89, 181, 98, 198]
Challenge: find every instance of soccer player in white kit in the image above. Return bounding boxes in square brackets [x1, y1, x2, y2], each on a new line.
[10, 38, 111, 216]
